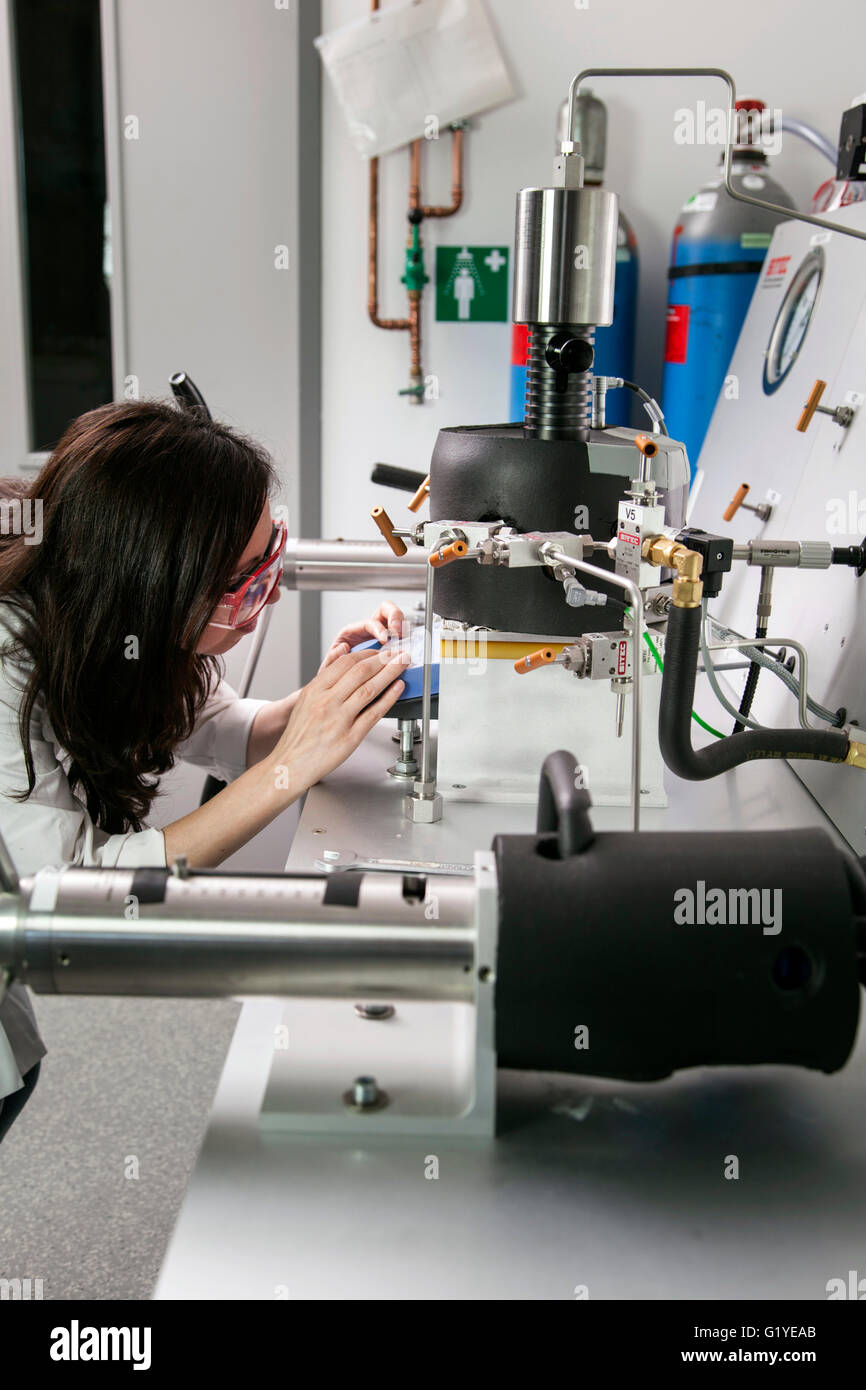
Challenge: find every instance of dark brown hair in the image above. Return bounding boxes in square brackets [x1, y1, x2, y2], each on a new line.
[0, 399, 277, 832]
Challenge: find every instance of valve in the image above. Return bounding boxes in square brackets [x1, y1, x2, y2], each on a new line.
[371, 505, 407, 557]
[408, 474, 430, 513]
[723, 483, 772, 524]
[544, 332, 594, 392]
[401, 222, 429, 295]
[514, 647, 557, 674]
[429, 540, 468, 568]
[796, 379, 855, 432]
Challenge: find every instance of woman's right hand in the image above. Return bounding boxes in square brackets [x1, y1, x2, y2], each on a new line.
[268, 644, 410, 791]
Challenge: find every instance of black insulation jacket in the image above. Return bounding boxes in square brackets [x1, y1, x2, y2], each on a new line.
[659, 604, 849, 780]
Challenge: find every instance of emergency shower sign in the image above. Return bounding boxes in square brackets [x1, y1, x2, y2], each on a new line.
[436, 246, 509, 322]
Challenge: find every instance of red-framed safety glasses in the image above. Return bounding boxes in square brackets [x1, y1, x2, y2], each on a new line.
[208, 519, 287, 629]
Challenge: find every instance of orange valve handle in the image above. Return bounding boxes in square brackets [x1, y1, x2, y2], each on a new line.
[723, 483, 750, 522]
[796, 379, 826, 433]
[408, 474, 431, 513]
[429, 540, 468, 568]
[370, 505, 407, 557]
[514, 647, 556, 674]
[634, 433, 658, 458]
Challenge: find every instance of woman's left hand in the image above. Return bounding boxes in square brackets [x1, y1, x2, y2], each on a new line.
[319, 601, 405, 670]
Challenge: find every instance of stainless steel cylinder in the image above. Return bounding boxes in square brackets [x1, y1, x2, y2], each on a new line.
[282, 538, 426, 591]
[0, 868, 476, 1001]
[513, 185, 618, 327]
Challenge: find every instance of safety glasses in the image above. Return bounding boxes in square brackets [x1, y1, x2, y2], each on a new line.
[208, 519, 287, 629]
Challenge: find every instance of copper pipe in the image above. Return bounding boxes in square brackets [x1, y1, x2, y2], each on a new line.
[368, 155, 410, 331]
[367, 0, 408, 330]
[409, 140, 422, 211]
[409, 293, 422, 380]
[421, 126, 465, 218]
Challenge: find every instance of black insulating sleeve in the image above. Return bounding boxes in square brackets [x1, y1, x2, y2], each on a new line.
[659, 604, 849, 780]
[492, 825, 862, 1081]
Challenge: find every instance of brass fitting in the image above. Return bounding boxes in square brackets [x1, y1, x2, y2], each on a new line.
[641, 536, 704, 608]
[671, 578, 704, 608]
[844, 740, 866, 769]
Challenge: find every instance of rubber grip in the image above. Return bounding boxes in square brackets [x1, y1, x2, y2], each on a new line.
[514, 647, 556, 673]
[370, 505, 407, 557]
[723, 483, 750, 522]
[429, 540, 467, 568]
[407, 474, 431, 514]
[797, 380, 826, 433]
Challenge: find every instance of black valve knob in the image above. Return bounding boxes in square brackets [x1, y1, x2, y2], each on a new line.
[831, 538, 866, 576]
[544, 333, 594, 392]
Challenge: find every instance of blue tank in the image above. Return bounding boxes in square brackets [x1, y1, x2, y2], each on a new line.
[662, 105, 795, 481]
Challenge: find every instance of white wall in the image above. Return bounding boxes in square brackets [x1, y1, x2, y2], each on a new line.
[319, 0, 866, 642]
[109, 0, 319, 867]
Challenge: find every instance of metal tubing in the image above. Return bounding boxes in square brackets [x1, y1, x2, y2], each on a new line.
[1, 868, 476, 1001]
[542, 547, 643, 830]
[281, 538, 426, 591]
[566, 69, 866, 244]
[420, 557, 436, 785]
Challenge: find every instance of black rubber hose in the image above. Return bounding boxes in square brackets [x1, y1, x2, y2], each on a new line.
[732, 620, 766, 734]
[659, 604, 849, 780]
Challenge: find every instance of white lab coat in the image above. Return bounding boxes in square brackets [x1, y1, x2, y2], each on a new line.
[0, 599, 268, 1099]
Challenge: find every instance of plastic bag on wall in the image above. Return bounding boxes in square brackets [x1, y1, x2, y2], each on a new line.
[315, 0, 514, 158]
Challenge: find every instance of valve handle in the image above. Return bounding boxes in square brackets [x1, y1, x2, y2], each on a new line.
[370, 505, 407, 557]
[514, 647, 556, 674]
[723, 482, 750, 522]
[429, 539, 468, 568]
[408, 474, 430, 513]
[796, 379, 827, 433]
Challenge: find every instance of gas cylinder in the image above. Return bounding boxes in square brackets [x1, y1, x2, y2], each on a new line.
[662, 100, 795, 481]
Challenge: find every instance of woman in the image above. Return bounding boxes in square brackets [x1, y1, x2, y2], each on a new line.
[0, 399, 410, 1139]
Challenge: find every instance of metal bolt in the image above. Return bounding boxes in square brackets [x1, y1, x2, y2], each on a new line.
[354, 1076, 379, 1106]
[322, 849, 340, 862]
[343, 1074, 390, 1112]
[354, 1003, 395, 1021]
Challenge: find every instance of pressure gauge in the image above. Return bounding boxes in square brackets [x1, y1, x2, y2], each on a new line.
[763, 247, 825, 394]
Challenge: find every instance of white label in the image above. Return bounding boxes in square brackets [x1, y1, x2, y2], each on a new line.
[741, 174, 765, 190]
[681, 191, 718, 213]
[810, 230, 832, 245]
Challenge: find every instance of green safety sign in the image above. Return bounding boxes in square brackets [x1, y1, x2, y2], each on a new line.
[435, 245, 509, 322]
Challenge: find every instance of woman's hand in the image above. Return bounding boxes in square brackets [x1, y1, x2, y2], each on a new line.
[270, 644, 410, 790]
[320, 601, 405, 668]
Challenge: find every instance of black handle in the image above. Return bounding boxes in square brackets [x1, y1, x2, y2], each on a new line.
[370, 463, 428, 492]
[536, 750, 596, 858]
[170, 372, 212, 420]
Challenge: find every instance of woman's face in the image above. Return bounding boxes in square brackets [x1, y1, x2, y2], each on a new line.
[196, 503, 282, 656]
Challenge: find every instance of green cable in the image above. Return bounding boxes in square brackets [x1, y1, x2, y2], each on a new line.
[641, 630, 724, 740]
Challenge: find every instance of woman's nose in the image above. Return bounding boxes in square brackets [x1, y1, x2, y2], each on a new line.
[266, 584, 282, 607]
